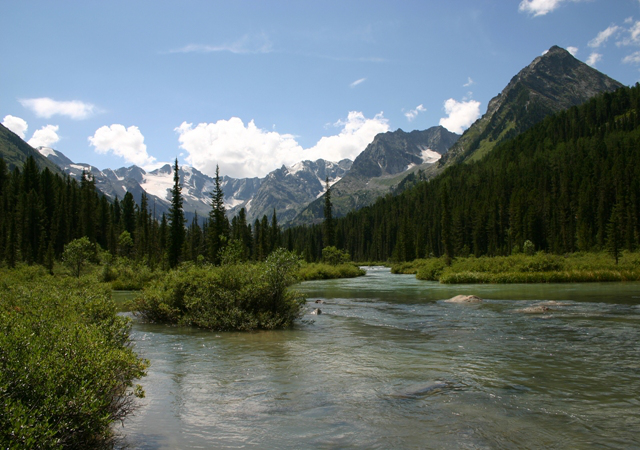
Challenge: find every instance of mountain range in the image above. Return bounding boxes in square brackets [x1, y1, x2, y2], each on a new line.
[439, 45, 624, 167]
[1, 45, 626, 228]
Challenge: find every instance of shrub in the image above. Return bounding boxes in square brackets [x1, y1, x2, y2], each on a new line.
[415, 258, 448, 281]
[321, 246, 351, 266]
[0, 270, 147, 448]
[62, 237, 97, 278]
[297, 262, 365, 280]
[135, 249, 306, 331]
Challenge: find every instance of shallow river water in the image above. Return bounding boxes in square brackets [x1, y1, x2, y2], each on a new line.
[116, 267, 640, 449]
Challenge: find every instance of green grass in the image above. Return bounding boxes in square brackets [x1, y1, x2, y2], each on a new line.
[296, 262, 366, 281]
[410, 251, 640, 284]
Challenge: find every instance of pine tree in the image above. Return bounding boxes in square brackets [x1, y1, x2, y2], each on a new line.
[606, 201, 623, 264]
[270, 209, 280, 250]
[208, 164, 229, 264]
[167, 159, 185, 268]
[323, 177, 335, 248]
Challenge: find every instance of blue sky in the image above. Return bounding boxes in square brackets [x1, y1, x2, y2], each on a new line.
[3, 0, 640, 178]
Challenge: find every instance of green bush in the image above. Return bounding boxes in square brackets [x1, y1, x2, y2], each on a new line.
[135, 249, 306, 331]
[321, 246, 351, 266]
[296, 262, 365, 280]
[0, 270, 147, 448]
[415, 258, 448, 281]
[420, 251, 640, 284]
[100, 257, 161, 290]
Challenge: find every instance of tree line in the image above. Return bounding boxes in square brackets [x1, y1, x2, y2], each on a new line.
[0, 156, 289, 269]
[3, 84, 639, 269]
[286, 84, 640, 262]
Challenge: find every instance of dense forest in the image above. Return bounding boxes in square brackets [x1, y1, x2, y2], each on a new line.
[286, 83, 640, 262]
[0, 156, 285, 269]
[2, 84, 640, 269]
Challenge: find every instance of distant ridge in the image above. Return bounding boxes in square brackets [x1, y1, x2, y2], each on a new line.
[439, 45, 624, 166]
[0, 124, 61, 174]
[293, 126, 460, 223]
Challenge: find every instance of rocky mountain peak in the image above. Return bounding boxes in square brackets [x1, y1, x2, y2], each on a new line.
[440, 45, 624, 166]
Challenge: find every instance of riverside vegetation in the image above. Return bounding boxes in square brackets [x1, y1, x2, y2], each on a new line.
[392, 250, 640, 283]
[0, 266, 148, 449]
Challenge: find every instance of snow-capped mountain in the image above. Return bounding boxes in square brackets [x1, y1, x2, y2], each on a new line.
[37, 147, 350, 224]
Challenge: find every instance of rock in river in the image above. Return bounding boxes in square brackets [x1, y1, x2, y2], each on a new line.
[444, 295, 483, 304]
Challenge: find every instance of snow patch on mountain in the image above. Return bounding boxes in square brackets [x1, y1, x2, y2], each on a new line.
[419, 146, 442, 164]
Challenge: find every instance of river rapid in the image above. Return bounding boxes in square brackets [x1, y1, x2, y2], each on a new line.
[116, 267, 640, 449]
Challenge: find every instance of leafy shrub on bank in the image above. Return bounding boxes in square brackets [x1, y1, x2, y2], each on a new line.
[296, 262, 366, 281]
[414, 251, 640, 284]
[100, 256, 161, 290]
[0, 269, 147, 448]
[415, 258, 448, 281]
[134, 249, 306, 331]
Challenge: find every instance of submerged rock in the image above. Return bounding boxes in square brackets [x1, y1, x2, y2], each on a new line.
[514, 305, 552, 314]
[444, 295, 483, 304]
[314, 299, 325, 304]
[390, 381, 449, 399]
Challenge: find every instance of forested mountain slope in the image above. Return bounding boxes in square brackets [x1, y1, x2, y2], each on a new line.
[0, 124, 61, 174]
[438, 46, 624, 168]
[285, 83, 639, 262]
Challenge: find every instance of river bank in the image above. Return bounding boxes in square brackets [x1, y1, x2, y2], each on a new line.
[391, 251, 640, 283]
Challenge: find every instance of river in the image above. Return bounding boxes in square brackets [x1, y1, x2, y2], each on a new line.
[116, 267, 640, 449]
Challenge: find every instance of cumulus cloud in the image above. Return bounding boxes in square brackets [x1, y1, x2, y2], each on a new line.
[27, 125, 60, 148]
[169, 33, 272, 54]
[623, 50, 640, 64]
[588, 25, 620, 48]
[2, 115, 28, 139]
[439, 99, 481, 134]
[177, 111, 389, 178]
[567, 46, 579, 56]
[350, 78, 367, 88]
[304, 112, 389, 163]
[19, 97, 96, 120]
[617, 20, 640, 47]
[518, 0, 585, 16]
[404, 104, 426, 122]
[88, 124, 155, 166]
[463, 77, 475, 87]
[586, 52, 602, 67]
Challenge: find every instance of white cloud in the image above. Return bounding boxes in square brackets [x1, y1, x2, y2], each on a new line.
[169, 33, 272, 54]
[404, 104, 426, 122]
[19, 97, 96, 120]
[2, 115, 28, 139]
[88, 124, 155, 166]
[588, 25, 620, 48]
[518, 0, 562, 16]
[463, 77, 475, 87]
[304, 112, 389, 163]
[586, 52, 602, 67]
[617, 20, 640, 46]
[518, 0, 587, 16]
[623, 50, 640, 64]
[350, 78, 367, 88]
[28, 125, 60, 148]
[176, 111, 389, 178]
[439, 98, 481, 134]
[567, 46, 579, 56]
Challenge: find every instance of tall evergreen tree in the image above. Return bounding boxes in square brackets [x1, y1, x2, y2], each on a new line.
[167, 159, 185, 268]
[208, 164, 229, 264]
[323, 177, 335, 248]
